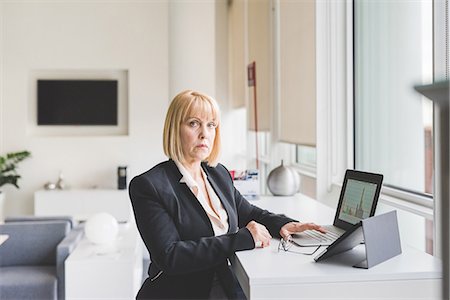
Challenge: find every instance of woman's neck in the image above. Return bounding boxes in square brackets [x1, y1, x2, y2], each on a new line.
[181, 160, 202, 181]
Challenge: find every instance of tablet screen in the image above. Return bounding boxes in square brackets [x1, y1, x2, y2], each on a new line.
[337, 179, 378, 225]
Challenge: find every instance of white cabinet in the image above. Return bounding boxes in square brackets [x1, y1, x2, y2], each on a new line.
[65, 224, 143, 299]
[34, 189, 132, 222]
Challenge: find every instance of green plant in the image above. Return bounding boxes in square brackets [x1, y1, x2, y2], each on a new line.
[0, 151, 31, 189]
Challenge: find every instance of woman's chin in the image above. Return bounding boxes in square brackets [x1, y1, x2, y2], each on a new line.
[186, 154, 210, 163]
[195, 149, 211, 158]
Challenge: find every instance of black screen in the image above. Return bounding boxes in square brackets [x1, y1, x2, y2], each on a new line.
[37, 80, 118, 125]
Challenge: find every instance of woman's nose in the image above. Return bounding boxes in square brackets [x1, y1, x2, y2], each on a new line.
[199, 125, 208, 138]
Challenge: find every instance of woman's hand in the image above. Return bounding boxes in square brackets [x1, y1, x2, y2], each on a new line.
[279, 222, 326, 240]
[246, 221, 272, 248]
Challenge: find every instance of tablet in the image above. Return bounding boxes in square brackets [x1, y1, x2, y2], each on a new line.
[314, 222, 364, 262]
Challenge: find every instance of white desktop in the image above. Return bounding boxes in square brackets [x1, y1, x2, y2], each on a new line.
[231, 195, 442, 299]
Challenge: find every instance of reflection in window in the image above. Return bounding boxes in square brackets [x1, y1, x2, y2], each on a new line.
[354, 0, 434, 254]
[295, 145, 316, 168]
[354, 0, 433, 196]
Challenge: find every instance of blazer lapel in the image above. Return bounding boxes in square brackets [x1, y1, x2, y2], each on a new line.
[202, 164, 238, 234]
[166, 160, 215, 233]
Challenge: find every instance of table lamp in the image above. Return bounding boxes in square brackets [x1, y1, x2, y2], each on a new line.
[84, 212, 119, 245]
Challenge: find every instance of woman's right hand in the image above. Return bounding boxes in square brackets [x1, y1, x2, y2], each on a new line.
[246, 221, 272, 248]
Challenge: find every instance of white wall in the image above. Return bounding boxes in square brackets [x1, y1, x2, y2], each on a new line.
[0, 1, 169, 215]
[0, 0, 246, 216]
[168, 0, 247, 170]
[169, 1, 216, 98]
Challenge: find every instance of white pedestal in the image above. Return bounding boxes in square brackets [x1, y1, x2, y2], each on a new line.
[65, 224, 143, 300]
[34, 189, 132, 222]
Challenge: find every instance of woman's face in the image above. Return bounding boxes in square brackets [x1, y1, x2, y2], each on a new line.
[180, 112, 217, 165]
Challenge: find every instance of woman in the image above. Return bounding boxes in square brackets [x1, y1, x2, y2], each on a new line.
[129, 90, 324, 299]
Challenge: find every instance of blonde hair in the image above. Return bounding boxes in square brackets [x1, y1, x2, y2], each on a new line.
[163, 90, 221, 167]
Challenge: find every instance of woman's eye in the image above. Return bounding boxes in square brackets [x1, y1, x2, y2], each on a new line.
[208, 122, 217, 128]
[189, 120, 199, 127]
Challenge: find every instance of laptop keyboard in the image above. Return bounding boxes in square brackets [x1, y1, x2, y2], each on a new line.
[303, 226, 342, 242]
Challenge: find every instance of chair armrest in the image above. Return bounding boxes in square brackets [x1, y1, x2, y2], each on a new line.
[56, 227, 84, 300]
[0, 221, 70, 267]
[5, 215, 75, 229]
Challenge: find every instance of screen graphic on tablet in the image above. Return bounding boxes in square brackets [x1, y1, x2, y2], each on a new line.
[337, 179, 378, 225]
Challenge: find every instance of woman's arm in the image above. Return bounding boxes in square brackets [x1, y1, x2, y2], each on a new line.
[216, 164, 296, 237]
[233, 185, 295, 237]
[229, 172, 325, 242]
[218, 164, 324, 241]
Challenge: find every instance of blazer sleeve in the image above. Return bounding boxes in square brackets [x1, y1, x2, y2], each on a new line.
[235, 187, 296, 238]
[129, 174, 255, 276]
[218, 165, 296, 238]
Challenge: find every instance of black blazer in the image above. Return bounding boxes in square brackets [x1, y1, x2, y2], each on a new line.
[129, 160, 294, 299]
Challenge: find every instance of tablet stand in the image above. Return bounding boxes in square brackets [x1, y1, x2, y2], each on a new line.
[354, 210, 402, 269]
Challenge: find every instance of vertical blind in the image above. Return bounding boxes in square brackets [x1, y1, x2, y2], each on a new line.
[228, 0, 246, 108]
[228, 0, 317, 141]
[278, 0, 316, 146]
[247, 0, 272, 131]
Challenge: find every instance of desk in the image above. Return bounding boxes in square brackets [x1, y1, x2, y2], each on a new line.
[231, 195, 442, 299]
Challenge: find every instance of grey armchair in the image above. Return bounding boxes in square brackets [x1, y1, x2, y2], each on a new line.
[0, 220, 83, 300]
[5, 215, 76, 229]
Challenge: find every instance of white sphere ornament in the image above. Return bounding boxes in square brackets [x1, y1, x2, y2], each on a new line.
[267, 160, 300, 196]
[84, 212, 119, 245]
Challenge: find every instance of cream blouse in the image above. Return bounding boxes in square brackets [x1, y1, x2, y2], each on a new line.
[174, 161, 229, 236]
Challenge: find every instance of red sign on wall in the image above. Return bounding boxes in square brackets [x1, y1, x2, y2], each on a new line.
[247, 62, 256, 87]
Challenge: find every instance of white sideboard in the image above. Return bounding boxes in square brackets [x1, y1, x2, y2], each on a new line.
[34, 189, 132, 222]
[65, 223, 143, 300]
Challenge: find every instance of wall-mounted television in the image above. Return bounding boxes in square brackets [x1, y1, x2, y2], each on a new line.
[37, 79, 118, 125]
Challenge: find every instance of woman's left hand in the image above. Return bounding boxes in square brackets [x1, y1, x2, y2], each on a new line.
[279, 222, 326, 240]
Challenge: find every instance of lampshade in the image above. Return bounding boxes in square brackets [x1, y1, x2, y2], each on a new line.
[84, 212, 119, 245]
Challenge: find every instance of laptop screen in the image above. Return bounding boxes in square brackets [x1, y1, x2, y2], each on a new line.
[333, 170, 383, 230]
[337, 179, 378, 225]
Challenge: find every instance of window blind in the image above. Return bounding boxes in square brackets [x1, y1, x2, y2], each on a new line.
[228, 0, 246, 108]
[278, 0, 316, 146]
[247, 0, 272, 131]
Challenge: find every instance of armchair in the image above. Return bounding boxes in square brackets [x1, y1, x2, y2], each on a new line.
[0, 220, 83, 300]
[5, 215, 75, 229]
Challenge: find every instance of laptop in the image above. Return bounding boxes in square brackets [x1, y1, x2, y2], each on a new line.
[291, 169, 383, 246]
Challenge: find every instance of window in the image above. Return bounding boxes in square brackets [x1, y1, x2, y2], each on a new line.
[354, 0, 433, 196]
[295, 145, 316, 170]
[353, 0, 435, 254]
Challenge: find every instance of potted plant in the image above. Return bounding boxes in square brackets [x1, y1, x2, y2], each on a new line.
[0, 151, 31, 221]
